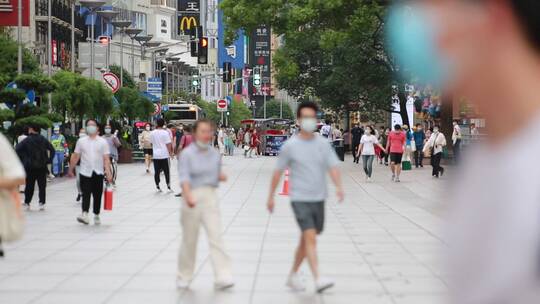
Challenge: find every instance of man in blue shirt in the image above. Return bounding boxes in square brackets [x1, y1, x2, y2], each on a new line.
[413, 124, 426, 168]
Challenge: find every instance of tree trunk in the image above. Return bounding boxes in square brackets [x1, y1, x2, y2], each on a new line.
[397, 92, 410, 127]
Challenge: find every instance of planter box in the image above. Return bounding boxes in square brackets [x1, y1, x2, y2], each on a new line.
[118, 148, 133, 164]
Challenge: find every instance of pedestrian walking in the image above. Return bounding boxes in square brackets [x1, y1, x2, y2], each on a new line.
[50, 126, 68, 177]
[413, 124, 426, 168]
[424, 126, 446, 178]
[217, 126, 225, 155]
[243, 129, 252, 158]
[75, 128, 86, 203]
[452, 120, 462, 164]
[0, 133, 26, 257]
[68, 119, 112, 225]
[378, 126, 389, 165]
[386, 124, 406, 182]
[103, 124, 121, 187]
[357, 126, 386, 182]
[228, 129, 236, 156]
[320, 119, 333, 142]
[237, 128, 244, 147]
[267, 101, 344, 293]
[150, 119, 173, 192]
[176, 119, 234, 290]
[251, 129, 261, 157]
[15, 124, 55, 211]
[139, 123, 153, 174]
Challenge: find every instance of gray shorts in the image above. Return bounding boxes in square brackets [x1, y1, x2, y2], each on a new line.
[291, 201, 325, 234]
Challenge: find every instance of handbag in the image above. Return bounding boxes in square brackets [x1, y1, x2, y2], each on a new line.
[0, 191, 25, 242]
[243, 145, 250, 151]
[103, 184, 113, 211]
[410, 140, 417, 152]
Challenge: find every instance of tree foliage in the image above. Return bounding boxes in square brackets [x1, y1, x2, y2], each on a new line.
[0, 34, 40, 78]
[109, 65, 136, 89]
[220, 0, 409, 125]
[115, 87, 154, 122]
[256, 99, 294, 120]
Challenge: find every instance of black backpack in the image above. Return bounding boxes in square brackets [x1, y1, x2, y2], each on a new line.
[26, 137, 49, 169]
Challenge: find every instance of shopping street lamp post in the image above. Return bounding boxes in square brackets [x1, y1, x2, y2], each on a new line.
[80, 0, 106, 80]
[110, 19, 132, 87]
[96, 9, 119, 71]
[124, 28, 143, 79]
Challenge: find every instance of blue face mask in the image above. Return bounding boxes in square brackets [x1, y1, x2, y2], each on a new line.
[386, 4, 451, 86]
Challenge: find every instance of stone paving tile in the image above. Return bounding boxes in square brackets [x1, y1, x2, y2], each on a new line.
[0, 153, 448, 303]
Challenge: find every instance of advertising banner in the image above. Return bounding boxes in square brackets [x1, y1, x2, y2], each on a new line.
[218, 1, 244, 69]
[177, 0, 200, 35]
[249, 25, 271, 97]
[0, 0, 29, 26]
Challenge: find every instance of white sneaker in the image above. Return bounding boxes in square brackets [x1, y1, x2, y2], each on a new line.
[77, 212, 90, 225]
[367, 177, 372, 182]
[315, 278, 335, 293]
[23, 203, 30, 211]
[391, 175, 395, 182]
[39, 203, 46, 211]
[395, 177, 401, 183]
[176, 278, 190, 289]
[94, 215, 101, 225]
[286, 273, 306, 292]
[215, 280, 235, 290]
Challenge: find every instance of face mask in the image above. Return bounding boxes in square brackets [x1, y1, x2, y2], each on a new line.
[54, 130, 59, 134]
[146, 126, 151, 131]
[195, 140, 209, 150]
[434, 128, 439, 133]
[104, 128, 112, 134]
[86, 125, 98, 135]
[79, 133, 87, 138]
[365, 129, 371, 135]
[300, 118, 317, 133]
[387, 4, 450, 86]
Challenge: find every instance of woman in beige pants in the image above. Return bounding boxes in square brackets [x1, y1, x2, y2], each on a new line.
[176, 119, 233, 290]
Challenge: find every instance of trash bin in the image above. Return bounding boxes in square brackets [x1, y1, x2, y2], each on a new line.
[334, 139, 345, 162]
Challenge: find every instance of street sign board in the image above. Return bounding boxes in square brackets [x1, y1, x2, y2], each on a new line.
[147, 77, 163, 100]
[102, 72, 120, 93]
[217, 99, 228, 112]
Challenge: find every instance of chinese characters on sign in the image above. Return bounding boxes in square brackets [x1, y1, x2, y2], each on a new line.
[249, 25, 272, 97]
[177, 0, 200, 35]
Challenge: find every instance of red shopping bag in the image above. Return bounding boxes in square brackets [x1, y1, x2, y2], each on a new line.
[103, 185, 113, 211]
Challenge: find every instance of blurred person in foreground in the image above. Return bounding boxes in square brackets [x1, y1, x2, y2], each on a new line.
[176, 119, 233, 290]
[389, 1, 540, 303]
[267, 101, 344, 293]
[0, 133, 26, 257]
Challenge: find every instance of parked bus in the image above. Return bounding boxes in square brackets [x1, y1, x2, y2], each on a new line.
[165, 102, 205, 126]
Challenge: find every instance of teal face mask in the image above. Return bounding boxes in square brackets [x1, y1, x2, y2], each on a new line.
[387, 4, 451, 86]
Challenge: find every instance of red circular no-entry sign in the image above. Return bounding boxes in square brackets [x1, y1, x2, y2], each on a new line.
[217, 99, 227, 111]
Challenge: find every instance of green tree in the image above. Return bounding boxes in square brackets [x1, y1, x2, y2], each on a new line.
[0, 34, 40, 78]
[220, 0, 410, 125]
[115, 87, 154, 122]
[255, 99, 293, 120]
[109, 65, 136, 89]
[228, 101, 252, 129]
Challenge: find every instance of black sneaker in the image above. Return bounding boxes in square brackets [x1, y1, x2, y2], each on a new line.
[76, 194, 81, 202]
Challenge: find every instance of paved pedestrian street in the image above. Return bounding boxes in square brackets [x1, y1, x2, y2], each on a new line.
[0, 154, 448, 304]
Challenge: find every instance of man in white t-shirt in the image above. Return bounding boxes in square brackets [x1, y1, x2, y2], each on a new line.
[69, 119, 112, 225]
[150, 118, 173, 192]
[319, 120, 333, 142]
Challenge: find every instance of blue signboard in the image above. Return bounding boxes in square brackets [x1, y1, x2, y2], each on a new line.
[265, 135, 288, 156]
[3, 82, 36, 109]
[146, 77, 162, 100]
[218, 1, 245, 69]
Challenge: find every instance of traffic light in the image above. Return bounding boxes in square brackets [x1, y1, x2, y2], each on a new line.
[198, 37, 208, 64]
[190, 26, 202, 57]
[223, 62, 232, 83]
[253, 66, 261, 88]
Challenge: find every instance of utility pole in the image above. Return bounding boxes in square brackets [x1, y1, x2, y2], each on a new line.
[17, 0, 22, 74]
[47, 0, 52, 109]
[71, 1, 75, 72]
